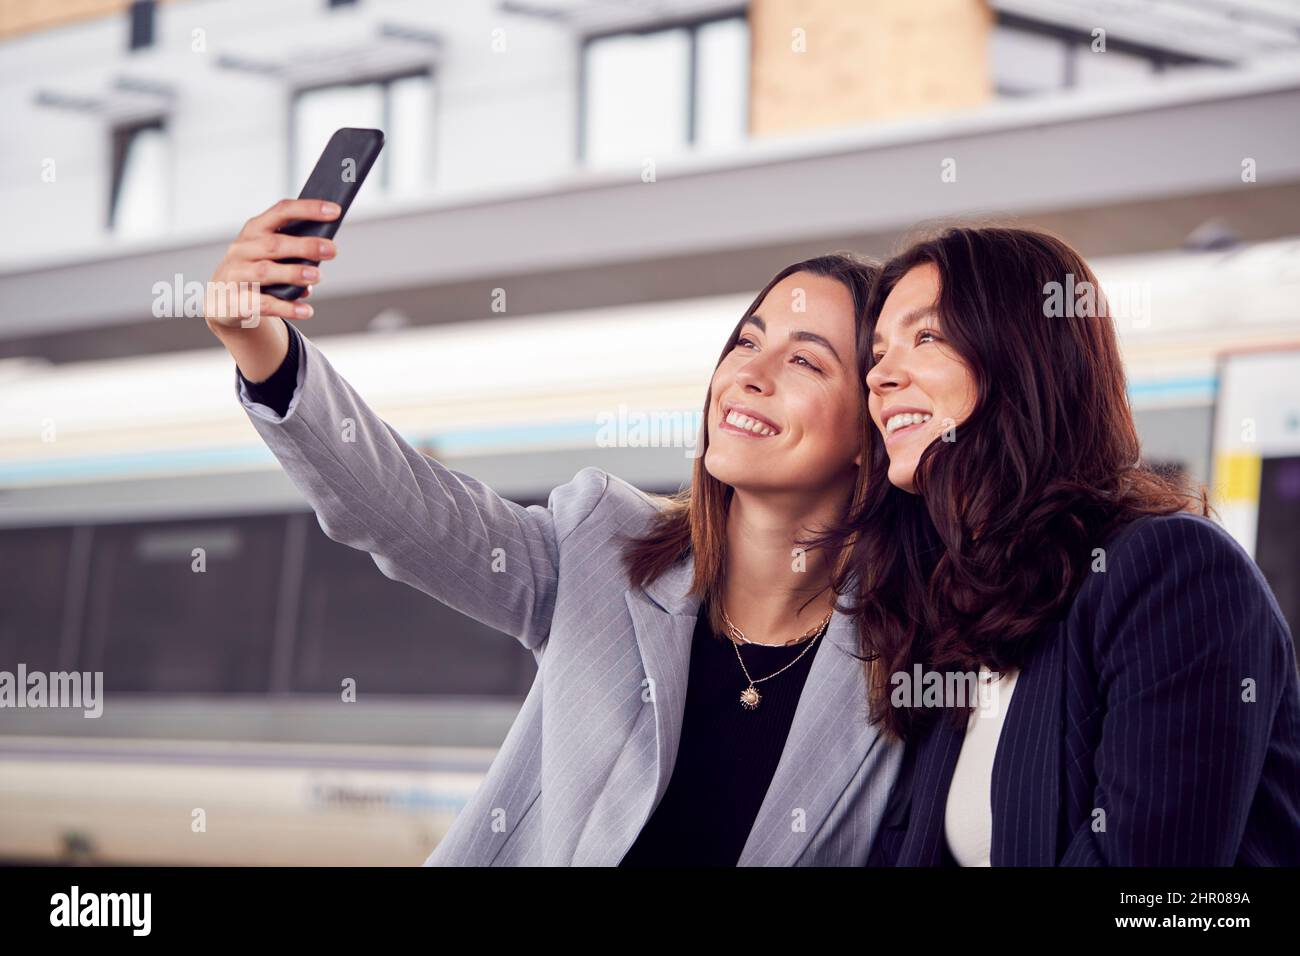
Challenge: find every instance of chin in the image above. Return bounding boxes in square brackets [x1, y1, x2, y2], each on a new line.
[888, 461, 919, 494]
[702, 447, 741, 485]
[705, 451, 791, 493]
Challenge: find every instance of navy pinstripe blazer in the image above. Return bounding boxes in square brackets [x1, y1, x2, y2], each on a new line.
[868, 511, 1300, 866]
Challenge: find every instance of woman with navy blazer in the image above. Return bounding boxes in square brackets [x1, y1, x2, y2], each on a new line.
[826, 225, 1300, 866]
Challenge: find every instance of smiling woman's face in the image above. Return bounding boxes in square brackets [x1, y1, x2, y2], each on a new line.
[866, 263, 978, 493]
[705, 271, 862, 497]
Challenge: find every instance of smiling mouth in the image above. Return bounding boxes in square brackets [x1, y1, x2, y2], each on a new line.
[720, 407, 780, 438]
[883, 411, 932, 442]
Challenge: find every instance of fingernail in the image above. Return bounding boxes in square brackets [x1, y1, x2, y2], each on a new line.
[322, 202, 340, 216]
[301, 266, 319, 280]
[318, 241, 331, 256]
[295, 303, 312, 316]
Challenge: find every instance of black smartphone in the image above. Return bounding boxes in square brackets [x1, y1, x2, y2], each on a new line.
[262, 127, 385, 301]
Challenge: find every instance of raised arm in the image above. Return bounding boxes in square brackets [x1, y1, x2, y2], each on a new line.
[207, 200, 608, 650]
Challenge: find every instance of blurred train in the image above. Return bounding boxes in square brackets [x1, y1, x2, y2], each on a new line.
[0, 294, 739, 865]
[1, 240, 1299, 865]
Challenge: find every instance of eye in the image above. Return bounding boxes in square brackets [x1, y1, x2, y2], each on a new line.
[916, 328, 941, 345]
[735, 335, 758, 350]
[793, 354, 824, 374]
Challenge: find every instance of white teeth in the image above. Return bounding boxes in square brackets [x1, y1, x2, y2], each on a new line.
[885, 412, 932, 435]
[725, 409, 777, 437]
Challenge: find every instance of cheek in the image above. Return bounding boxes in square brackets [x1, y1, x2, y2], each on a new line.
[867, 392, 884, 431]
[814, 389, 864, 454]
[950, 369, 978, 421]
[961, 363, 979, 413]
[928, 357, 976, 418]
[709, 362, 735, 397]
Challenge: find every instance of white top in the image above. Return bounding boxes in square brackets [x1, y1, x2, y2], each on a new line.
[943, 667, 1020, 867]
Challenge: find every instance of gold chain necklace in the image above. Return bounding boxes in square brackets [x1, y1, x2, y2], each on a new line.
[721, 607, 832, 710]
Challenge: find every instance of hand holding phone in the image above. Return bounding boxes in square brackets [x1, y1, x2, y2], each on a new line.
[260, 127, 384, 301]
[205, 199, 338, 332]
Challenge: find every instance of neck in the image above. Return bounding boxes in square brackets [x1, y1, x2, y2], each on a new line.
[718, 487, 847, 646]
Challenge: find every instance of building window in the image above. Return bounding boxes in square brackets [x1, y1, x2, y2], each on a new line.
[989, 22, 1071, 96]
[109, 119, 169, 235]
[989, 14, 1209, 98]
[1073, 46, 1158, 89]
[581, 14, 749, 165]
[693, 17, 749, 149]
[128, 0, 155, 52]
[290, 71, 434, 199]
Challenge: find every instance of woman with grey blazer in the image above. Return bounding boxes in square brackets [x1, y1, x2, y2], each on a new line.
[205, 198, 900, 866]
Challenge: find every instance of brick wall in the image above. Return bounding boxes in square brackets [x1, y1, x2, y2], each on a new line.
[749, 0, 994, 136]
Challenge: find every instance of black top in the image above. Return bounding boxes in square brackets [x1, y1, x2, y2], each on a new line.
[239, 325, 818, 866]
[619, 607, 822, 867]
[238, 319, 301, 415]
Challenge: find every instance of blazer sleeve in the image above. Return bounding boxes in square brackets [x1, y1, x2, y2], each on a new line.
[232, 321, 609, 651]
[1060, 513, 1298, 865]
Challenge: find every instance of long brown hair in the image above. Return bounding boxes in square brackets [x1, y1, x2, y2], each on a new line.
[621, 253, 880, 636]
[831, 225, 1207, 740]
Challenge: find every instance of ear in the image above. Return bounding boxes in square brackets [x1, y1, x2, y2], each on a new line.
[854, 451, 862, 467]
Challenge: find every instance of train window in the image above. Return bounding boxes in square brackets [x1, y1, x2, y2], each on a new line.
[290, 516, 536, 697]
[0, 525, 77, 673]
[80, 516, 285, 693]
[1256, 456, 1300, 638]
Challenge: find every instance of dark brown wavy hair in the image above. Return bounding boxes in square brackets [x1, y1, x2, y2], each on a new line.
[827, 225, 1207, 741]
[622, 253, 880, 637]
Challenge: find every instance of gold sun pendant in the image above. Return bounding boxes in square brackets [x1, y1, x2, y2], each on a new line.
[739, 685, 761, 710]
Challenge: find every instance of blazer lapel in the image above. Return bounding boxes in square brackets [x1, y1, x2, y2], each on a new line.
[567, 558, 698, 866]
[622, 557, 704, 822]
[888, 629, 1066, 867]
[895, 708, 967, 865]
[737, 610, 885, 865]
[990, 625, 1063, 866]
[619, 565, 887, 866]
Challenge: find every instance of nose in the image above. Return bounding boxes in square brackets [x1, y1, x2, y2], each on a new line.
[866, 348, 907, 396]
[734, 347, 778, 394]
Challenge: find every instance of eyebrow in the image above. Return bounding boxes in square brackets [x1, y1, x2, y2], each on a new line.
[870, 306, 938, 348]
[742, 315, 843, 365]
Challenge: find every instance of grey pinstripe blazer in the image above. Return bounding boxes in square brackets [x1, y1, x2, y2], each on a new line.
[233, 324, 902, 865]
